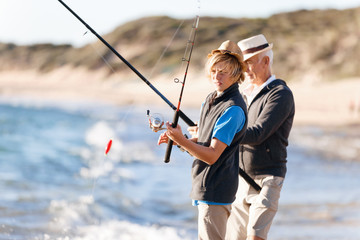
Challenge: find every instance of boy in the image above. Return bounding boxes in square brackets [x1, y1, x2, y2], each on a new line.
[158, 40, 247, 240]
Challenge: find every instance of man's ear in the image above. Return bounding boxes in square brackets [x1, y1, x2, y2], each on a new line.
[263, 56, 270, 66]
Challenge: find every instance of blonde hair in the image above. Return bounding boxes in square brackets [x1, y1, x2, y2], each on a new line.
[206, 53, 246, 83]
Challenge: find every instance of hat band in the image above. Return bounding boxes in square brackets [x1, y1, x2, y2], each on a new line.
[243, 43, 269, 54]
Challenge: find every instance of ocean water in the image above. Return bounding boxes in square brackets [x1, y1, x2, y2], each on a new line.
[0, 98, 359, 240]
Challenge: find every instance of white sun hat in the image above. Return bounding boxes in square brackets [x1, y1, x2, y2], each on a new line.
[237, 34, 273, 61]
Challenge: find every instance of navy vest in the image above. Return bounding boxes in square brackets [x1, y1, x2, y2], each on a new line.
[190, 84, 247, 203]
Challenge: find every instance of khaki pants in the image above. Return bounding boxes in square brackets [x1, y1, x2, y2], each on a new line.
[226, 175, 284, 240]
[198, 204, 232, 240]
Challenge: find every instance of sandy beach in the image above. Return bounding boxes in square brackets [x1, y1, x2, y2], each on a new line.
[0, 68, 359, 128]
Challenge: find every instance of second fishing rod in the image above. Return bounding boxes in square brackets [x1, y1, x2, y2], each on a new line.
[164, 15, 199, 163]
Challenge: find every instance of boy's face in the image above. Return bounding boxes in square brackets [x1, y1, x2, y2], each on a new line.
[210, 61, 235, 93]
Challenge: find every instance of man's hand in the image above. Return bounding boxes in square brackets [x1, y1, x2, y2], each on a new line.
[187, 124, 198, 138]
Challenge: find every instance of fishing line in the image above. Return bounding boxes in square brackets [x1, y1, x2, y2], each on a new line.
[80, 11, 199, 126]
[161, 0, 201, 82]
[81, 32, 139, 129]
[57, 0, 206, 215]
[81, 18, 189, 125]
[88, 41, 117, 74]
[78, 10, 193, 198]
[77, 33, 127, 201]
[148, 19, 185, 79]
[83, 19, 187, 81]
[90, 139, 112, 198]
[58, 0, 195, 126]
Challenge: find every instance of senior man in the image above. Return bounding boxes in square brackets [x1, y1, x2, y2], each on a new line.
[226, 34, 295, 240]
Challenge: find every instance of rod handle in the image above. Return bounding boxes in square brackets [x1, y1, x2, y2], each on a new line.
[164, 138, 174, 163]
[164, 111, 180, 163]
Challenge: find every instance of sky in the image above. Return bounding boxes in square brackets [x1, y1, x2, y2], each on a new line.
[0, 0, 359, 47]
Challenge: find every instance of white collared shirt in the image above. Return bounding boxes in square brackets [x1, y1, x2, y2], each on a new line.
[243, 75, 276, 105]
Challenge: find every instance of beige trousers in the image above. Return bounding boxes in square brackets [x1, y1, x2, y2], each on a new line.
[198, 204, 232, 240]
[226, 175, 284, 240]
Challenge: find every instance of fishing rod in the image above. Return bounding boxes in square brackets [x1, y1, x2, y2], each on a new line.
[58, 0, 261, 191]
[57, 0, 195, 127]
[164, 16, 199, 163]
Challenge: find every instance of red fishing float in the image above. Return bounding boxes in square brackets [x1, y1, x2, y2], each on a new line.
[105, 139, 113, 156]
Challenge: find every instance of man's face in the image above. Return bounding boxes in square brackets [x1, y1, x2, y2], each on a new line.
[210, 61, 235, 93]
[245, 54, 268, 86]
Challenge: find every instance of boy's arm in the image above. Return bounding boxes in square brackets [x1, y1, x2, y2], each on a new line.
[177, 136, 227, 165]
[158, 106, 244, 165]
[158, 123, 226, 165]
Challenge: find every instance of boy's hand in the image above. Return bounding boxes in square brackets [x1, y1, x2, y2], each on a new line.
[158, 132, 171, 145]
[158, 122, 186, 146]
[165, 121, 184, 143]
[157, 122, 182, 145]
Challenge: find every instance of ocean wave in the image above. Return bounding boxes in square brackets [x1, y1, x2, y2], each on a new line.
[290, 126, 360, 161]
[46, 196, 196, 240]
[50, 220, 195, 240]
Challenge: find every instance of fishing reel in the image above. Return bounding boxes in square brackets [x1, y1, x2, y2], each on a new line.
[147, 110, 166, 132]
[146, 110, 192, 155]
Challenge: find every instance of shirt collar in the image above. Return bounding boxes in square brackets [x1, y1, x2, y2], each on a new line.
[258, 74, 276, 91]
[243, 75, 276, 104]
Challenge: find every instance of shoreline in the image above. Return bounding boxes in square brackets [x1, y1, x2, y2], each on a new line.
[1, 69, 359, 163]
[0, 68, 359, 128]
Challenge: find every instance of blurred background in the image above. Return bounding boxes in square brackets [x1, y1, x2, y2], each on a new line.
[0, 0, 359, 239]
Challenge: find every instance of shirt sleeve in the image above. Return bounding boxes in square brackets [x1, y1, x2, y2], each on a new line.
[212, 106, 246, 146]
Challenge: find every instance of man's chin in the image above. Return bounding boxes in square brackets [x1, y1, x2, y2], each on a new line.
[245, 78, 256, 83]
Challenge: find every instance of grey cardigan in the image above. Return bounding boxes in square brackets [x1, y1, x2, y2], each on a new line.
[240, 79, 295, 178]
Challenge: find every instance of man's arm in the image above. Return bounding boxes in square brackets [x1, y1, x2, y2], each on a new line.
[242, 87, 294, 145]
